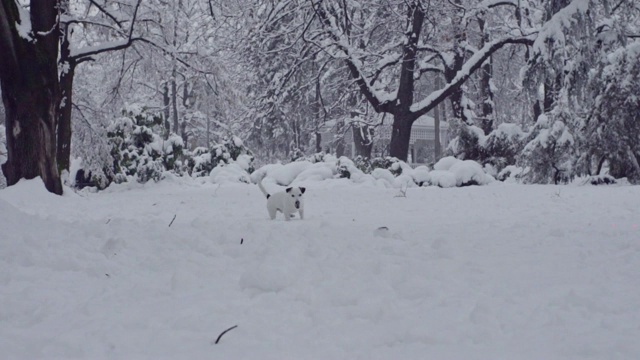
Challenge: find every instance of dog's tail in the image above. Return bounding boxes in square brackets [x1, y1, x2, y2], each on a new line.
[258, 176, 271, 199]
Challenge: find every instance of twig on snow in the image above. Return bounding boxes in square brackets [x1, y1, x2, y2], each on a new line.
[214, 325, 238, 344]
[168, 214, 177, 227]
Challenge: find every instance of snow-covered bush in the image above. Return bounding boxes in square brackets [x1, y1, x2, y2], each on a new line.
[411, 165, 431, 186]
[210, 163, 252, 184]
[295, 152, 326, 164]
[520, 112, 578, 184]
[588, 174, 616, 186]
[350, 156, 403, 176]
[269, 161, 313, 186]
[253, 155, 494, 188]
[106, 107, 184, 184]
[497, 165, 524, 183]
[432, 157, 494, 187]
[186, 147, 213, 177]
[428, 170, 457, 188]
[449, 125, 486, 161]
[336, 156, 363, 179]
[586, 42, 640, 182]
[295, 162, 336, 182]
[447, 122, 526, 177]
[483, 123, 526, 172]
[289, 147, 305, 162]
[186, 136, 254, 177]
[371, 156, 403, 176]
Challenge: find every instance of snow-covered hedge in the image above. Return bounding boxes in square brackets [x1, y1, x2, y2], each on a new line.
[218, 154, 495, 189]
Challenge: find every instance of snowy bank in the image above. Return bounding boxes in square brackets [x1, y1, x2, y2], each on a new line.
[1, 178, 639, 359]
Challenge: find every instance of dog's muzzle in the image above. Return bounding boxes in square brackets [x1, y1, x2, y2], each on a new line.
[295, 200, 300, 209]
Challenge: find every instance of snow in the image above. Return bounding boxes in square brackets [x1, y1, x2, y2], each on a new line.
[14, 4, 33, 41]
[532, 0, 591, 59]
[209, 163, 251, 184]
[494, 122, 526, 138]
[449, 160, 495, 186]
[431, 157, 495, 186]
[1, 178, 640, 359]
[294, 163, 336, 183]
[69, 39, 131, 58]
[0, 124, 6, 165]
[433, 156, 460, 171]
[427, 170, 458, 188]
[260, 161, 314, 186]
[371, 168, 395, 184]
[410, 34, 534, 115]
[498, 165, 524, 183]
[411, 165, 431, 185]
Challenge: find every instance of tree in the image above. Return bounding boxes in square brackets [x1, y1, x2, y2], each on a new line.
[519, 0, 640, 183]
[56, 0, 145, 173]
[0, 0, 63, 194]
[587, 42, 640, 181]
[310, 0, 534, 161]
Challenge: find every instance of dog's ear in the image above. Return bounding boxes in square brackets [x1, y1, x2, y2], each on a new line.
[299, 187, 306, 194]
[286, 187, 292, 193]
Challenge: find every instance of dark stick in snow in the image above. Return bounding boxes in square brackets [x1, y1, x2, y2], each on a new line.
[214, 325, 238, 344]
[168, 214, 177, 227]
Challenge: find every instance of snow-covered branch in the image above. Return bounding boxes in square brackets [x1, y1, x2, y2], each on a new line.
[410, 36, 534, 119]
[311, 0, 397, 114]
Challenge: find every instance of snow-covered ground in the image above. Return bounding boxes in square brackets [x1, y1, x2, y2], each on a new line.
[1, 178, 639, 359]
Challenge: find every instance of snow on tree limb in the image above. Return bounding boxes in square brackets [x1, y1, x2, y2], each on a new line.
[410, 36, 534, 119]
[69, 0, 142, 61]
[532, 0, 592, 60]
[311, 1, 397, 114]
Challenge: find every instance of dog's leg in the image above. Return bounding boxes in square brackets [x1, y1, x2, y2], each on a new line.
[299, 208, 304, 220]
[268, 206, 277, 220]
[284, 209, 292, 221]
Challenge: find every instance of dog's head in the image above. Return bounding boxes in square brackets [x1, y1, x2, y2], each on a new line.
[286, 187, 306, 209]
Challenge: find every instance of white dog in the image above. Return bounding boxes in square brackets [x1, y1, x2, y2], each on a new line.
[258, 177, 305, 221]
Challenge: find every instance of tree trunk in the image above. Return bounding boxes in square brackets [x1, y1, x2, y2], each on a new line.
[180, 121, 188, 148]
[388, 1, 423, 162]
[434, 75, 442, 160]
[0, 0, 63, 195]
[315, 132, 322, 153]
[56, 0, 73, 174]
[448, 87, 472, 125]
[163, 82, 171, 139]
[57, 62, 74, 174]
[334, 120, 346, 157]
[389, 115, 412, 161]
[206, 115, 211, 148]
[171, 70, 178, 135]
[352, 123, 373, 158]
[478, 18, 495, 135]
